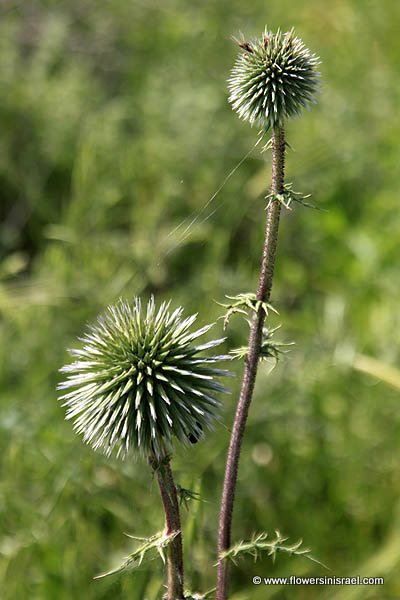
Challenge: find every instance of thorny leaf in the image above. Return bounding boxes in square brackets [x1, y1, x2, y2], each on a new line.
[183, 590, 216, 600]
[176, 484, 201, 510]
[230, 325, 294, 363]
[220, 530, 328, 569]
[217, 293, 278, 330]
[266, 182, 322, 211]
[94, 529, 179, 579]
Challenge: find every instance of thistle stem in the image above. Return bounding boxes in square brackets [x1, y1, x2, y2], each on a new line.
[152, 456, 185, 600]
[216, 125, 285, 600]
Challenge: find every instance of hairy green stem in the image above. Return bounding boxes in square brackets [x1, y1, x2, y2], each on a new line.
[216, 125, 285, 600]
[152, 456, 185, 600]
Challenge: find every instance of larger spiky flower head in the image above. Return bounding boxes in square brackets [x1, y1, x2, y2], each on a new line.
[228, 27, 320, 130]
[58, 298, 230, 460]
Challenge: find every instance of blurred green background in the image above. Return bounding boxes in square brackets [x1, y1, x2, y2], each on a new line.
[1, 1, 400, 598]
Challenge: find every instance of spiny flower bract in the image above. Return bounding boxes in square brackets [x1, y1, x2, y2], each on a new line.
[58, 298, 230, 460]
[228, 27, 320, 130]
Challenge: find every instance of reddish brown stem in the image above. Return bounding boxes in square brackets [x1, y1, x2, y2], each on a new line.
[216, 125, 285, 600]
[152, 456, 185, 600]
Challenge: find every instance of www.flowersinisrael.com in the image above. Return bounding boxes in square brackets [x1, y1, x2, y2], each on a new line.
[252, 575, 384, 586]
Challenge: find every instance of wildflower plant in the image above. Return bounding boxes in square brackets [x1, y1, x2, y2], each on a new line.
[58, 24, 322, 600]
[217, 26, 321, 599]
[58, 297, 229, 599]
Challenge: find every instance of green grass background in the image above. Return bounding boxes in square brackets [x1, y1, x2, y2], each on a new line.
[1, 1, 400, 598]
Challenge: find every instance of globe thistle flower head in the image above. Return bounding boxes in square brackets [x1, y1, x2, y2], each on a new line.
[58, 298, 230, 460]
[228, 27, 320, 130]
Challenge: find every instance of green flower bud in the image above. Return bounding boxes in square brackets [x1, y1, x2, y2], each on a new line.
[58, 298, 230, 460]
[228, 27, 320, 130]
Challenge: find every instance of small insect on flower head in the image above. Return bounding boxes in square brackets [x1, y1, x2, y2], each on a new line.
[228, 26, 321, 130]
[187, 421, 204, 444]
[238, 42, 254, 54]
[58, 298, 230, 460]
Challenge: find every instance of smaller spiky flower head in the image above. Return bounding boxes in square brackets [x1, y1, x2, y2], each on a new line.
[228, 27, 320, 130]
[58, 298, 230, 460]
